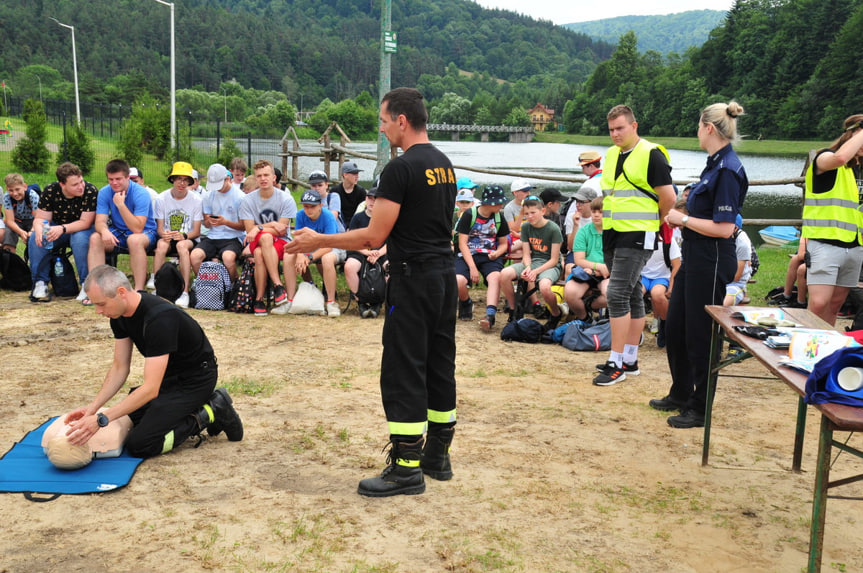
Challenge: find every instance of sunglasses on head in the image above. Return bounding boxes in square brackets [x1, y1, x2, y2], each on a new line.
[526, 195, 541, 201]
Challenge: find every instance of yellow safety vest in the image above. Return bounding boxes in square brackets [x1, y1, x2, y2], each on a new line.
[801, 157, 862, 243]
[600, 139, 669, 232]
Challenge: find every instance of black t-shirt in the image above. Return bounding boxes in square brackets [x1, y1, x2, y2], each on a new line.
[604, 146, 673, 250]
[39, 181, 98, 225]
[333, 182, 367, 225]
[375, 143, 457, 264]
[110, 293, 214, 386]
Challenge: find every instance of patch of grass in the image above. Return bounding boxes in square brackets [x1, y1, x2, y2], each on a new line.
[222, 375, 282, 397]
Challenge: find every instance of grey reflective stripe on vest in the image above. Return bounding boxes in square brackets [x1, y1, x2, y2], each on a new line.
[802, 218, 859, 232]
[803, 197, 860, 209]
[610, 188, 657, 199]
[604, 211, 659, 221]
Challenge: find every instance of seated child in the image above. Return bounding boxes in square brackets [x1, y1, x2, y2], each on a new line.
[282, 189, 344, 317]
[453, 185, 510, 330]
[640, 228, 680, 347]
[345, 182, 388, 318]
[497, 194, 563, 330]
[564, 196, 609, 322]
[2, 174, 39, 253]
[724, 215, 752, 306]
[452, 177, 478, 252]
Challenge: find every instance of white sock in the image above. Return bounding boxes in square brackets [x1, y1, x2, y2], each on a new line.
[609, 351, 623, 368]
[623, 344, 639, 365]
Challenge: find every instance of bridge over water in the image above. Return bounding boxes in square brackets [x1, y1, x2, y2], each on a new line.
[426, 123, 534, 143]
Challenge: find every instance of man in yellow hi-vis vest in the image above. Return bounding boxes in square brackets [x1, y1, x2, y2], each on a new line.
[593, 105, 676, 386]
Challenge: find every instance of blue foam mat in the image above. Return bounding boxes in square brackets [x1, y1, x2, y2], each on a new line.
[0, 418, 144, 496]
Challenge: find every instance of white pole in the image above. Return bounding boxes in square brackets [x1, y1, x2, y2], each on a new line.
[49, 18, 80, 125]
[154, 0, 176, 151]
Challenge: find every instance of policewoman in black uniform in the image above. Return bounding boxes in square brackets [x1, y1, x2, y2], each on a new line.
[650, 101, 748, 428]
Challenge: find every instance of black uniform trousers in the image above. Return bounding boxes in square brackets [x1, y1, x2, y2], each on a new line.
[380, 257, 458, 436]
[126, 358, 217, 458]
[665, 237, 736, 414]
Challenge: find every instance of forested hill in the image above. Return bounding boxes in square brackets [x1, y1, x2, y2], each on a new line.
[0, 0, 612, 108]
[564, 10, 727, 54]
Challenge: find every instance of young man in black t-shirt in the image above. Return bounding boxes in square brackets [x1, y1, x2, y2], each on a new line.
[288, 88, 458, 497]
[64, 265, 243, 458]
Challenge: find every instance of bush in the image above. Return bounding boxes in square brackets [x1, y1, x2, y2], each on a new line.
[58, 121, 95, 175]
[12, 99, 50, 173]
[116, 94, 170, 163]
[216, 136, 243, 168]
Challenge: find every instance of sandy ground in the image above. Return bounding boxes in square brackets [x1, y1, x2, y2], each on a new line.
[0, 289, 862, 573]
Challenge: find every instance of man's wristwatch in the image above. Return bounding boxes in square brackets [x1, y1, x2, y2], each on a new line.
[681, 215, 690, 228]
[96, 412, 109, 428]
[257, 225, 264, 231]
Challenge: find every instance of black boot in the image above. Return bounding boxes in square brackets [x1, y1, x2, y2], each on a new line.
[357, 438, 426, 497]
[199, 388, 244, 441]
[421, 427, 454, 481]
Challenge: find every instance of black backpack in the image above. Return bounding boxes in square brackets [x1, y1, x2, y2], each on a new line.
[228, 258, 256, 313]
[49, 249, 78, 297]
[154, 262, 184, 302]
[500, 318, 544, 343]
[356, 259, 386, 305]
[0, 250, 32, 291]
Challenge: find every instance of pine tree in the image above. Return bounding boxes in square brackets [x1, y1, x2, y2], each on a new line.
[11, 99, 51, 173]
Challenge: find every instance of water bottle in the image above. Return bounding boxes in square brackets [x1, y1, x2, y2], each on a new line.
[54, 256, 64, 277]
[43, 220, 54, 250]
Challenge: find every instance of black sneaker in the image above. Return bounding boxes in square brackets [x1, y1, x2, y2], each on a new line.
[768, 293, 792, 307]
[544, 312, 562, 332]
[458, 298, 474, 320]
[594, 360, 639, 376]
[667, 409, 705, 428]
[273, 285, 288, 306]
[359, 302, 372, 318]
[479, 314, 496, 332]
[368, 304, 380, 318]
[649, 395, 685, 412]
[532, 302, 549, 319]
[593, 362, 627, 386]
[656, 320, 666, 348]
[253, 300, 267, 316]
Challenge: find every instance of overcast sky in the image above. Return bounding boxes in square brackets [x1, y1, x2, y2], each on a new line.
[472, 0, 735, 25]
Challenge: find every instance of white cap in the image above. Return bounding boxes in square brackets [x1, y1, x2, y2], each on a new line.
[206, 164, 229, 192]
[192, 169, 200, 180]
[456, 189, 475, 202]
[129, 167, 140, 178]
[511, 178, 533, 193]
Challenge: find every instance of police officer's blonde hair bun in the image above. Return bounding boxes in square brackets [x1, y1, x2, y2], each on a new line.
[702, 101, 744, 144]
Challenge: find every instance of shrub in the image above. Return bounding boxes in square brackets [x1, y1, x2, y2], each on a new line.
[12, 99, 50, 173]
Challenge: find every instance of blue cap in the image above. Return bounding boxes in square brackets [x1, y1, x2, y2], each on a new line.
[735, 214, 743, 228]
[457, 177, 478, 190]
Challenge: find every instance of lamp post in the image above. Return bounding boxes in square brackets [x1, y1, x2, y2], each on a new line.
[220, 87, 228, 123]
[375, 0, 393, 176]
[49, 18, 80, 125]
[34, 75, 43, 104]
[153, 0, 176, 152]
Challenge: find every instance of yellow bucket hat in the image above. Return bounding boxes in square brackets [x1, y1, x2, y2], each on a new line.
[168, 161, 195, 182]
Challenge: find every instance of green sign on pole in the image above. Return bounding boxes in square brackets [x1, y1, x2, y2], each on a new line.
[384, 30, 398, 53]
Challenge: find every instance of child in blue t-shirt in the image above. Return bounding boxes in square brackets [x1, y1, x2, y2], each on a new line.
[2, 173, 39, 252]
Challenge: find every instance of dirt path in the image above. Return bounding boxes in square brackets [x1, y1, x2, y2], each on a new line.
[0, 291, 861, 572]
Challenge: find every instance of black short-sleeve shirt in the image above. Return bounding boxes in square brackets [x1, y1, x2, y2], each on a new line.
[111, 293, 214, 386]
[39, 180, 98, 225]
[375, 143, 457, 264]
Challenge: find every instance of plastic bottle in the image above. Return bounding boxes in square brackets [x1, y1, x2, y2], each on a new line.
[43, 220, 54, 250]
[54, 256, 64, 277]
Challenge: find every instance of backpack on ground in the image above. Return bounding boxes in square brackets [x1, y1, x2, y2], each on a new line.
[154, 262, 184, 303]
[356, 259, 386, 306]
[49, 249, 78, 297]
[500, 318, 544, 343]
[561, 318, 612, 351]
[228, 258, 256, 313]
[0, 250, 32, 291]
[193, 261, 232, 310]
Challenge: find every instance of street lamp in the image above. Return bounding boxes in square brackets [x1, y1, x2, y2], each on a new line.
[220, 87, 228, 123]
[49, 17, 80, 125]
[153, 0, 176, 152]
[34, 75, 43, 104]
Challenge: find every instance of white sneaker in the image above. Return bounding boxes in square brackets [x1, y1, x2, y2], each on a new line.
[271, 301, 291, 314]
[32, 281, 48, 299]
[146, 274, 156, 290]
[326, 301, 340, 317]
[76, 287, 88, 301]
[558, 302, 569, 317]
[650, 317, 660, 334]
[175, 292, 190, 308]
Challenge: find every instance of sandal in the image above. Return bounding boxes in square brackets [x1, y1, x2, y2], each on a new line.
[81, 297, 93, 306]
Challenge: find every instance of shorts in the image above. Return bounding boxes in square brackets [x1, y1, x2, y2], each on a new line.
[331, 248, 347, 264]
[806, 240, 863, 288]
[564, 251, 575, 266]
[158, 237, 198, 255]
[509, 261, 561, 284]
[347, 251, 389, 267]
[725, 282, 746, 304]
[248, 231, 288, 255]
[195, 237, 243, 261]
[455, 253, 505, 283]
[1, 219, 32, 248]
[641, 276, 670, 292]
[109, 226, 158, 252]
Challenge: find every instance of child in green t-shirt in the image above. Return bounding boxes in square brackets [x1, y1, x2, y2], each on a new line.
[497, 195, 563, 330]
